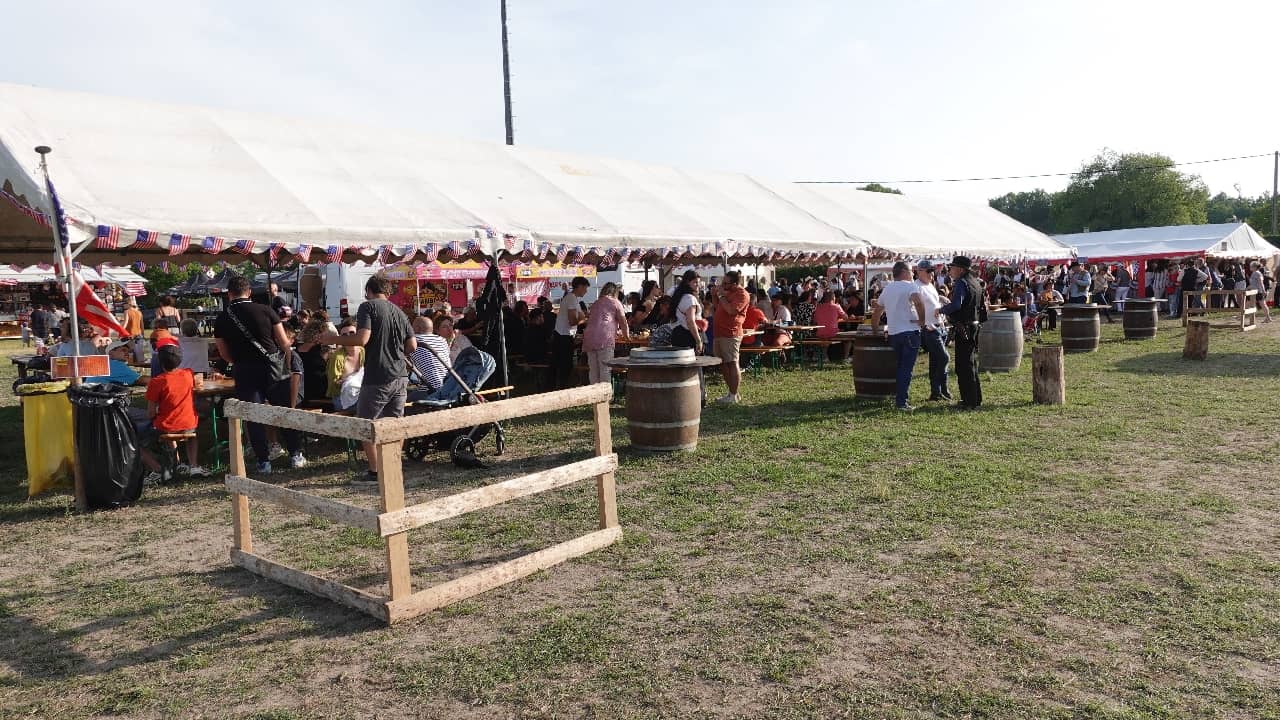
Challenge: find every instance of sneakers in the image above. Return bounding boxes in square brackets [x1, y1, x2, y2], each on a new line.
[715, 393, 740, 405]
[287, 453, 307, 469]
[176, 463, 191, 475]
[895, 404, 915, 412]
[350, 470, 379, 486]
[256, 461, 272, 475]
[142, 471, 164, 486]
[187, 465, 211, 478]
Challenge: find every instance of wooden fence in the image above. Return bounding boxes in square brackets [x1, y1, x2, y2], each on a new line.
[1181, 289, 1258, 331]
[222, 383, 620, 624]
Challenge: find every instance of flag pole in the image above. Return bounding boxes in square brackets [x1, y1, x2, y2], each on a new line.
[36, 145, 88, 512]
[35, 146, 82, 381]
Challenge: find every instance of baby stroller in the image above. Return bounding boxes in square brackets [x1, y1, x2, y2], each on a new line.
[1022, 309, 1041, 339]
[403, 345, 506, 467]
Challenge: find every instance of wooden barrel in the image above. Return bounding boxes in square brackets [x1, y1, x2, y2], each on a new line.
[1060, 304, 1102, 353]
[977, 311, 1024, 372]
[851, 332, 896, 400]
[1123, 299, 1159, 340]
[623, 362, 704, 451]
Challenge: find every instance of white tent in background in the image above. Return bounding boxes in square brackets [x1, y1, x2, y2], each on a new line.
[761, 181, 1074, 260]
[1053, 223, 1277, 262]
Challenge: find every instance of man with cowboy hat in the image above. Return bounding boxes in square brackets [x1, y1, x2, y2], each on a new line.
[937, 256, 983, 409]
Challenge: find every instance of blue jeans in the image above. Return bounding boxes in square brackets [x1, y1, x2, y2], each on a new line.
[888, 330, 921, 408]
[922, 327, 949, 397]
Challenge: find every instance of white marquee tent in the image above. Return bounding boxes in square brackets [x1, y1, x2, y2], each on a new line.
[1054, 223, 1277, 263]
[0, 82, 1070, 266]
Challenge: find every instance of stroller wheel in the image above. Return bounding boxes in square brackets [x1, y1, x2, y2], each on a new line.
[405, 438, 428, 461]
[451, 436, 476, 457]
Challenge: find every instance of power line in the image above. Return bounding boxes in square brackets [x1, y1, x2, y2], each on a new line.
[794, 153, 1272, 185]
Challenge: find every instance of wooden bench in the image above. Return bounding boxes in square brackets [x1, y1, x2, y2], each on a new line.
[795, 339, 844, 368]
[738, 346, 786, 374]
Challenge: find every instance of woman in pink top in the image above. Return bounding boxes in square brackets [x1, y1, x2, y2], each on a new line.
[812, 291, 848, 339]
[583, 282, 631, 384]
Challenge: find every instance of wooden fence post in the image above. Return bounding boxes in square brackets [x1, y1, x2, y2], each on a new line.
[1184, 320, 1209, 360]
[593, 401, 619, 529]
[377, 441, 412, 601]
[1031, 345, 1065, 405]
[229, 416, 252, 552]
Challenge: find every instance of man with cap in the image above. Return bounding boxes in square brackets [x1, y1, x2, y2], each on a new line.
[914, 260, 951, 401]
[83, 339, 148, 386]
[870, 261, 928, 411]
[938, 256, 983, 409]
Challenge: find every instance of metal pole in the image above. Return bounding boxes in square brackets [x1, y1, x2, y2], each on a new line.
[500, 0, 514, 146]
[35, 147, 83, 380]
[1271, 150, 1278, 236]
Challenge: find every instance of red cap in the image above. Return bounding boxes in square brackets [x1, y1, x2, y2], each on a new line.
[155, 336, 179, 349]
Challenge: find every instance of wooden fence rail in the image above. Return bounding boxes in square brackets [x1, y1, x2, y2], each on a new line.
[222, 383, 620, 624]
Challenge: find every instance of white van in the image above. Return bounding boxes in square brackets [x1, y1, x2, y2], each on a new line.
[320, 261, 381, 320]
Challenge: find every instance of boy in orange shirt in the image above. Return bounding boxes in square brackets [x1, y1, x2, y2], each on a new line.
[145, 344, 210, 479]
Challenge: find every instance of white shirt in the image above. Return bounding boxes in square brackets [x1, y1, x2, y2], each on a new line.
[1248, 269, 1266, 292]
[878, 280, 921, 336]
[555, 293, 584, 336]
[676, 293, 702, 332]
[772, 304, 792, 324]
[916, 281, 944, 329]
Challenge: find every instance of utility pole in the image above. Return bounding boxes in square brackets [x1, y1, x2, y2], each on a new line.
[1271, 150, 1277, 236]
[500, 0, 514, 145]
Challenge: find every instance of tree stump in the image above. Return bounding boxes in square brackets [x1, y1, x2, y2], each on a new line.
[1032, 345, 1065, 405]
[1183, 320, 1209, 361]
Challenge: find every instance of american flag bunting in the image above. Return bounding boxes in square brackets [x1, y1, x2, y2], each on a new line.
[203, 236, 225, 253]
[232, 238, 256, 255]
[169, 233, 192, 255]
[294, 244, 312, 263]
[96, 225, 121, 250]
[325, 245, 343, 263]
[134, 229, 161, 249]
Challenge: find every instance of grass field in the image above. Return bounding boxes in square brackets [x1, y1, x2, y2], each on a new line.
[0, 318, 1277, 719]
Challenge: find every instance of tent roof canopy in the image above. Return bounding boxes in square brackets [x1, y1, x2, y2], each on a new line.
[0, 82, 1069, 265]
[1053, 223, 1277, 262]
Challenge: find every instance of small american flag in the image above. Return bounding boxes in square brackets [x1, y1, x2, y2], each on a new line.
[268, 243, 282, 265]
[537, 243, 550, 261]
[421, 244, 438, 263]
[203, 236, 225, 253]
[554, 245, 569, 263]
[134, 229, 161, 249]
[168, 233, 192, 255]
[96, 225, 121, 250]
[121, 282, 146, 297]
[325, 245, 343, 263]
[375, 245, 389, 266]
[1, 187, 51, 227]
[294, 244, 312, 262]
[159, 260, 171, 272]
[465, 239, 480, 254]
[447, 240, 461, 257]
[135, 261, 147, 272]
[603, 248, 620, 265]
[232, 238, 256, 255]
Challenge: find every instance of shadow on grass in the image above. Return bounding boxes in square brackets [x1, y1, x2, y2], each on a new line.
[0, 567, 380, 683]
[1111, 352, 1280, 377]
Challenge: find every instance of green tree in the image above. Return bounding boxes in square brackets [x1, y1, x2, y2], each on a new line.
[1247, 196, 1278, 236]
[988, 189, 1057, 233]
[1051, 150, 1209, 233]
[857, 183, 903, 195]
[1206, 191, 1263, 224]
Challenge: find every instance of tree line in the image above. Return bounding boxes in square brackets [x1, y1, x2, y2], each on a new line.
[986, 150, 1276, 237]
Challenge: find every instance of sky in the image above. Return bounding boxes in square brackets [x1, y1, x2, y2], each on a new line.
[6, 0, 1278, 204]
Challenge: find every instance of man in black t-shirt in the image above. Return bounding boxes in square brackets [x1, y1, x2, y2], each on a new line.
[320, 275, 416, 484]
[215, 275, 298, 473]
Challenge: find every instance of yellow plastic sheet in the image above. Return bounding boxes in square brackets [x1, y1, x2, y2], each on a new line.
[22, 388, 75, 497]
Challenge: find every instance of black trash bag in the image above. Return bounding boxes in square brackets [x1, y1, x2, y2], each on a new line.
[69, 383, 143, 509]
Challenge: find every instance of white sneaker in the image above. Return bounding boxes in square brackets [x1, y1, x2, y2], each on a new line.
[176, 463, 191, 475]
[288, 453, 306, 469]
[187, 465, 211, 478]
[715, 393, 740, 405]
[267, 443, 285, 459]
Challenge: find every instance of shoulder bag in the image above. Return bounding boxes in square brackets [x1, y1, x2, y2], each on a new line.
[225, 303, 292, 383]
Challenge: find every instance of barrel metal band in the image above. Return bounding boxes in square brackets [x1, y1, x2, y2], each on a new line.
[626, 378, 700, 389]
[628, 418, 700, 429]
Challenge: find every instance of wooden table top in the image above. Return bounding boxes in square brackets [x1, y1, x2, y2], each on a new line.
[195, 378, 237, 397]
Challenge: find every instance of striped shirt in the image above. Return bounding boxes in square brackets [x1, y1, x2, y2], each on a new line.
[409, 333, 451, 391]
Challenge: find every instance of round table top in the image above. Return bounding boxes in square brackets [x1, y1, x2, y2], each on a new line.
[606, 356, 723, 369]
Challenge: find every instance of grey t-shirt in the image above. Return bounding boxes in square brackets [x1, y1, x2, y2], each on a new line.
[356, 298, 412, 386]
